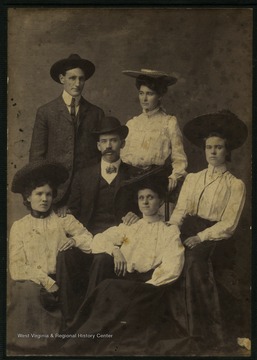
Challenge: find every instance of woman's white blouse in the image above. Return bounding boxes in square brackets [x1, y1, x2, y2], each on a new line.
[9, 212, 93, 290]
[91, 217, 185, 286]
[169, 164, 246, 241]
[120, 107, 187, 180]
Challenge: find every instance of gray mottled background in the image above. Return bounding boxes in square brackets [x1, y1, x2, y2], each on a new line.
[7, 7, 252, 329]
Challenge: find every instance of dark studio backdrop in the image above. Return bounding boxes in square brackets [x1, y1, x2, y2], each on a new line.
[7, 7, 252, 337]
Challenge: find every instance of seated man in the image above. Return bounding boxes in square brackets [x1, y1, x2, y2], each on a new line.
[55, 116, 140, 326]
[67, 116, 140, 235]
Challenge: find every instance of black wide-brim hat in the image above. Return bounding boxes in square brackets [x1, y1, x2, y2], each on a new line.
[119, 165, 169, 200]
[91, 116, 129, 139]
[183, 110, 248, 150]
[11, 160, 69, 194]
[50, 54, 95, 83]
[122, 68, 177, 86]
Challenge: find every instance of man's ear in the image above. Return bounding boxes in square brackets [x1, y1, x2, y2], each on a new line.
[120, 139, 126, 149]
[59, 74, 65, 84]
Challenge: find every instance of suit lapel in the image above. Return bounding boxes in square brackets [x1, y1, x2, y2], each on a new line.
[56, 95, 73, 124]
[114, 162, 130, 195]
[88, 162, 101, 197]
[77, 97, 91, 128]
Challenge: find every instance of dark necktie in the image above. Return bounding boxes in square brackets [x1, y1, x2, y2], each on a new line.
[70, 97, 76, 124]
[106, 165, 117, 174]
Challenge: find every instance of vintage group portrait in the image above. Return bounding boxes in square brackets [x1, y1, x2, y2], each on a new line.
[6, 6, 253, 358]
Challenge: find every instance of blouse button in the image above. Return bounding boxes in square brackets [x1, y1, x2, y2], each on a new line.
[37, 265, 42, 269]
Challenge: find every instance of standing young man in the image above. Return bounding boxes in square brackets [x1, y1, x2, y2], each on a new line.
[29, 54, 104, 206]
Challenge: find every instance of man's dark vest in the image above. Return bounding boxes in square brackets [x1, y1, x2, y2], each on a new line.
[88, 176, 118, 235]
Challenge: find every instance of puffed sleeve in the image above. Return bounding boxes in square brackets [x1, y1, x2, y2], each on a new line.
[91, 224, 128, 255]
[29, 107, 48, 161]
[9, 221, 55, 290]
[169, 173, 192, 226]
[167, 116, 188, 180]
[60, 214, 93, 252]
[146, 225, 184, 286]
[198, 179, 246, 241]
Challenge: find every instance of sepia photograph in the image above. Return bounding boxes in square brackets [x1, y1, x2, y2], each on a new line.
[6, 6, 252, 357]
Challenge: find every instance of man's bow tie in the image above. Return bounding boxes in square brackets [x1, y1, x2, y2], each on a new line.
[106, 165, 117, 174]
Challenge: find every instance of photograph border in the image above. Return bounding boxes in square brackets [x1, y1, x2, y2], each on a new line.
[1, 2, 256, 359]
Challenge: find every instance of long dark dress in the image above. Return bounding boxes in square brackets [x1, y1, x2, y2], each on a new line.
[59, 278, 195, 356]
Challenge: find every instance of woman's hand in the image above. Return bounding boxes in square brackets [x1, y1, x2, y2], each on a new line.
[184, 235, 201, 249]
[168, 177, 177, 192]
[59, 238, 76, 251]
[122, 212, 140, 226]
[112, 248, 127, 277]
[47, 283, 59, 293]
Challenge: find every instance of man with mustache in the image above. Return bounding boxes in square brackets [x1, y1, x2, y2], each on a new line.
[67, 116, 140, 235]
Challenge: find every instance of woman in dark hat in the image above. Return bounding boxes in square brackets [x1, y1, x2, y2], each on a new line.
[59, 172, 185, 356]
[169, 110, 247, 350]
[7, 160, 93, 354]
[121, 69, 187, 195]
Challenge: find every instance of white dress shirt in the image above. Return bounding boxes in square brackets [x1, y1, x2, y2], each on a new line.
[62, 90, 80, 115]
[101, 158, 121, 184]
[169, 164, 246, 242]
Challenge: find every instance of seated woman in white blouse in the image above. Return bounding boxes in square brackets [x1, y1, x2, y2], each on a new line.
[169, 110, 247, 351]
[121, 69, 187, 195]
[8, 160, 93, 354]
[86, 173, 185, 292]
[60, 173, 185, 356]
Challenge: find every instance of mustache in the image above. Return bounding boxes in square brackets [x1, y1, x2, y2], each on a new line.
[103, 149, 115, 155]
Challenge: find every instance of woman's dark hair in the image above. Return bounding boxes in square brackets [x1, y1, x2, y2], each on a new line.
[135, 176, 168, 201]
[22, 178, 57, 210]
[204, 131, 231, 162]
[136, 76, 168, 96]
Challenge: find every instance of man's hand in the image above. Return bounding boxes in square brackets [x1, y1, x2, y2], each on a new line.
[59, 238, 76, 251]
[112, 248, 127, 277]
[168, 177, 177, 192]
[184, 235, 202, 249]
[57, 205, 71, 218]
[47, 283, 59, 293]
[122, 212, 140, 226]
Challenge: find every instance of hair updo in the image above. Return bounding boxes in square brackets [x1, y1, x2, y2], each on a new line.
[22, 178, 57, 210]
[136, 75, 168, 96]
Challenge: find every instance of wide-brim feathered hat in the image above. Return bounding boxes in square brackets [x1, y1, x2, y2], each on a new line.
[11, 160, 69, 194]
[122, 68, 177, 86]
[183, 110, 248, 150]
[50, 54, 95, 83]
[91, 116, 129, 139]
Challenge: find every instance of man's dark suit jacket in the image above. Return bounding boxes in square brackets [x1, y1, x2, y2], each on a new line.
[29, 95, 104, 203]
[67, 161, 139, 230]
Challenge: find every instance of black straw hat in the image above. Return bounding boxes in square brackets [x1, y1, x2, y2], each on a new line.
[11, 160, 69, 194]
[183, 110, 248, 150]
[91, 116, 129, 139]
[50, 54, 95, 83]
